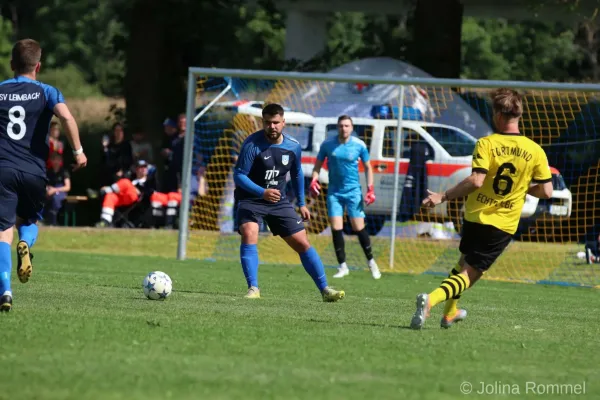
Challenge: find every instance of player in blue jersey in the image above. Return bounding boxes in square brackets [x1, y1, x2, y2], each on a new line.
[0, 39, 87, 312]
[234, 103, 345, 301]
[310, 115, 381, 279]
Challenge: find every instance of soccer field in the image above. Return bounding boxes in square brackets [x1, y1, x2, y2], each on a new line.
[2, 228, 599, 400]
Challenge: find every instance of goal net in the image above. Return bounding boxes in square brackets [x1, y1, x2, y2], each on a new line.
[178, 68, 600, 288]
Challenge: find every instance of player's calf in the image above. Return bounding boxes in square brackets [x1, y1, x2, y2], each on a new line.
[331, 229, 349, 278]
[355, 228, 381, 279]
[284, 230, 345, 301]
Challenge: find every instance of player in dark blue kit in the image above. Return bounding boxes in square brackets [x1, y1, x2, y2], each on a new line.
[234, 104, 345, 301]
[0, 39, 87, 312]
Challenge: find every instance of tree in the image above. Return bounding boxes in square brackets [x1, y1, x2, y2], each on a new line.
[461, 18, 582, 81]
[411, 0, 463, 78]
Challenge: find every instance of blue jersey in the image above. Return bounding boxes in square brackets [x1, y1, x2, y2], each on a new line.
[234, 130, 305, 207]
[0, 76, 64, 178]
[317, 136, 370, 194]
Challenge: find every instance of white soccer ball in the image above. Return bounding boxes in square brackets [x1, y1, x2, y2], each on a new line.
[143, 271, 173, 300]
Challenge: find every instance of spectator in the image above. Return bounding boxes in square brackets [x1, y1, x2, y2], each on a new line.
[160, 117, 178, 160]
[131, 131, 154, 164]
[45, 153, 70, 226]
[577, 224, 600, 264]
[47, 121, 64, 169]
[150, 190, 182, 229]
[162, 114, 186, 193]
[96, 160, 156, 227]
[100, 122, 133, 187]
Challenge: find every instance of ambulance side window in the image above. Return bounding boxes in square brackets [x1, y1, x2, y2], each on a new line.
[383, 127, 422, 159]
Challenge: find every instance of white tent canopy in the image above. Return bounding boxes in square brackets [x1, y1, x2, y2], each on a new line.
[299, 57, 493, 138]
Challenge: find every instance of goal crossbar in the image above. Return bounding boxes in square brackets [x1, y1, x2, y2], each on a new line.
[188, 67, 600, 92]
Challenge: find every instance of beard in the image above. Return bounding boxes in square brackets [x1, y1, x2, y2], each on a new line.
[265, 129, 281, 142]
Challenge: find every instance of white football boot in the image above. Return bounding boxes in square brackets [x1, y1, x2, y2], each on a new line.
[333, 263, 349, 278]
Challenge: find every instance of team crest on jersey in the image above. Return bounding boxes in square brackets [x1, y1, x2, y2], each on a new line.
[282, 154, 289, 165]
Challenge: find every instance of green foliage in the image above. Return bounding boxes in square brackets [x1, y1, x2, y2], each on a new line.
[38, 64, 101, 98]
[0, 17, 12, 79]
[14, 0, 126, 96]
[461, 17, 583, 81]
[235, 5, 285, 68]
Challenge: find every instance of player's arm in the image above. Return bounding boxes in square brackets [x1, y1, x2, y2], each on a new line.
[53, 103, 87, 170]
[309, 144, 327, 196]
[361, 144, 376, 205]
[423, 139, 487, 207]
[442, 171, 486, 202]
[291, 146, 305, 207]
[56, 175, 71, 193]
[53, 104, 81, 152]
[527, 148, 553, 199]
[311, 158, 323, 181]
[232, 141, 265, 198]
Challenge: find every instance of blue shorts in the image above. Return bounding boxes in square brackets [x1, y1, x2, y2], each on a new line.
[0, 168, 46, 230]
[327, 188, 365, 218]
[236, 200, 305, 237]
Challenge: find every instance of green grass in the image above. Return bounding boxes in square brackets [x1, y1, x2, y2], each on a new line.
[1, 229, 599, 400]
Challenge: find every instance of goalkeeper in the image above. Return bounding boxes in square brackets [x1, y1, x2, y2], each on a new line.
[310, 115, 381, 279]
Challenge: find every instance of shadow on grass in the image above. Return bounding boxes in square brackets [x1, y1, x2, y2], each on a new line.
[306, 317, 413, 330]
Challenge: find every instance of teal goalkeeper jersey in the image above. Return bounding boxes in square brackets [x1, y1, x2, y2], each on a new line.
[317, 135, 370, 194]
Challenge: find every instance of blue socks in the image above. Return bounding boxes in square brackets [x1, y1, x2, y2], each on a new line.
[240, 244, 327, 292]
[0, 242, 11, 295]
[300, 247, 328, 292]
[240, 244, 259, 288]
[18, 223, 38, 248]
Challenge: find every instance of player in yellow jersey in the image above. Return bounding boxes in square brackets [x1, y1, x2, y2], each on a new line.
[409, 88, 554, 330]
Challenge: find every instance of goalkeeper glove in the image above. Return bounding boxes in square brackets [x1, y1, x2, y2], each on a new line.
[309, 178, 321, 197]
[365, 184, 376, 205]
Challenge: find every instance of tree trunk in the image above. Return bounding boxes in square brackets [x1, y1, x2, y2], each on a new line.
[123, 1, 165, 143]
[411, 0, 463, 78]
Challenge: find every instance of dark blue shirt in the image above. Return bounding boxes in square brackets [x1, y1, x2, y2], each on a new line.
[234, 130, 305, 207]
[0, 76, 64, 178]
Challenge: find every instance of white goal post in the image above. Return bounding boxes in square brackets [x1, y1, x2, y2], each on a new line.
[176, 66, 600, 287]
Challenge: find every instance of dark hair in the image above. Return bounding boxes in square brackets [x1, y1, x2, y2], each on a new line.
[50, 121, 59, 128]
[112, 122, 124, 131]
[262, 103, 285, 118]
[337, 115, 353, 125]
[12, 39, 42, 74]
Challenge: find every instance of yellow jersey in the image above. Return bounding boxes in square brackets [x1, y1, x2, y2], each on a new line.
[464, 133, 552, 234]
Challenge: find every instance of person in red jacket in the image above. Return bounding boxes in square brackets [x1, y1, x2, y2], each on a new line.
[46, 121, 64, 169]
[96, 160, 154, 227]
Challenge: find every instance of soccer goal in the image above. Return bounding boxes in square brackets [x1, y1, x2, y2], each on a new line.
[177, 67, 600, 288]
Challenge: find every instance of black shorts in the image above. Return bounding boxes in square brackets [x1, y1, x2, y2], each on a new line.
[459, 220, 512, 271]
[0, 168, 46, 230]
[236, 200, 305, 237]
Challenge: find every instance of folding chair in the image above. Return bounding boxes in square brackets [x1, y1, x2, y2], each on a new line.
[112, 165, 158, 229]
[112, 194, 153, 228]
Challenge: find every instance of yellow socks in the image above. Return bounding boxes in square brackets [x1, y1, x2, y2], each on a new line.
[443, 267, 462, 316]
[428, 268, 470, 308]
